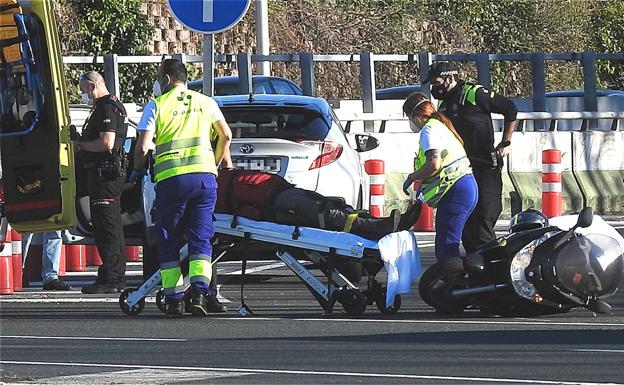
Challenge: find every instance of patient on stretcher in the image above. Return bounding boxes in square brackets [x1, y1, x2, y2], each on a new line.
[216, 169, 421, 240]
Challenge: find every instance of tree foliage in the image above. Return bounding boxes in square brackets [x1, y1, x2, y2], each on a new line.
[55, 0, 623, 102]
[56, 0, 155, 103]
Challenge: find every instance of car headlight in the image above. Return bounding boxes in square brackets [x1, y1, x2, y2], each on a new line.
[510, 231, 557, 302]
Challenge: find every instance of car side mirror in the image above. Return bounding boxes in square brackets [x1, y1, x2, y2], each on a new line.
[354, 134, 379, 152]
[576, 207, 593, 229]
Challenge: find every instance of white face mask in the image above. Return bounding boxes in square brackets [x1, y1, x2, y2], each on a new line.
[152, 80, 162, 97]
[81, 92, 92, 105]
[409, 121, 421, 133]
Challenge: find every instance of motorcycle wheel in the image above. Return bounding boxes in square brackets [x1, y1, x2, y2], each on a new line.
[418, 257, 470, 314]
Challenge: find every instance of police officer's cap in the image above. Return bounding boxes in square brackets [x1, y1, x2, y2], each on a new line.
[422, 62, 459, 83]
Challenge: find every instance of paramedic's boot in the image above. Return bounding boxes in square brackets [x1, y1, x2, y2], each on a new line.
[351, 209, 401, 238]
[398, 201, 422, 231]
[205, 294, 227, 313]
[165, 299, 184, 318]
[189, 290, 209, 317]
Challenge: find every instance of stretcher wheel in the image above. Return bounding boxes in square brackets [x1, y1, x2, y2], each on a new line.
[339, 288, 367, 316]
[119, 288, 145, 316]
[155, 288, 166, 314]
[376, 290, 401, 314]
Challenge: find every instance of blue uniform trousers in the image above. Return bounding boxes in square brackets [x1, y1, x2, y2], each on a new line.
[434, 173, 478, 261]
[154, 173, 217, 299]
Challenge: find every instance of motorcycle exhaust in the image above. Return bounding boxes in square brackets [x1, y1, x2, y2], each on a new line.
[452, 283, 509, 297]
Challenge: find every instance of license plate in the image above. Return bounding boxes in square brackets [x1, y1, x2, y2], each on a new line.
[234, 158, 281, 172]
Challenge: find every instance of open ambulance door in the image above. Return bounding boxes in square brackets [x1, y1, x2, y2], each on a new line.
[0, 0, 75, 232]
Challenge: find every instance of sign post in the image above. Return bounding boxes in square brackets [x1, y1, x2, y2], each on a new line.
[167, 0, 252, 96]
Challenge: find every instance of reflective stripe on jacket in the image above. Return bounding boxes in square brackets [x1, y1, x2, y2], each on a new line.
[414, 118, 472, 207]
[153, 85, 218, 182]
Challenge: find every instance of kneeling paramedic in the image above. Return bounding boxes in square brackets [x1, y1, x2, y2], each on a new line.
[131, 59, 232, 317]
[402, 92, 478, 261]
[74, 71, 128, 294]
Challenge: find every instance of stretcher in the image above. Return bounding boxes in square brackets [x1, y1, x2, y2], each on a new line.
[119, 213, 406, 316]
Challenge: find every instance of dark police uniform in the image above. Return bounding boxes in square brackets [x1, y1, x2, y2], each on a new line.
[81, 94, 128, 290]
[438, 81, 517, 252]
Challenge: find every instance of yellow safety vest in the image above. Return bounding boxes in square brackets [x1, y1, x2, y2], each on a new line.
[414, 118, 471, 207]
[153, 85, 218, 182]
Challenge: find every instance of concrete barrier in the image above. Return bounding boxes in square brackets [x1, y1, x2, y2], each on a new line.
[507, 132, 584, 215]
[572, 132, 624, 214]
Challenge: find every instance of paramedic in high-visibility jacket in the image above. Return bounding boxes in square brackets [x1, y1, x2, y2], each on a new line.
[131, 59, 232, 317]
[402, 92, 478, 262]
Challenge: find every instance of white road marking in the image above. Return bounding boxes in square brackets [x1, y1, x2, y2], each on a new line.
[1, 335, 185, 342]
[225, 261, 288, 275]
[573, 349, 624, 353]
[226, 317, 624, 328]
[4, 368, 249, 385]
[1, 360, 620, 385]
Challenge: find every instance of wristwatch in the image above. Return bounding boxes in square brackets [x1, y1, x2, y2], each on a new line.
[498, 140, 511, 148]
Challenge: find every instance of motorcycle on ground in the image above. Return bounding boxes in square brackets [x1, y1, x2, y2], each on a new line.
[418, 207, 624, 316]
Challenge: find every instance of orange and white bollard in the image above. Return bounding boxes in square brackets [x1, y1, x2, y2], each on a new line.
[124, 246, 141, 262]
[364, 159, 385, 218]
[411, 180, 434, 232]
[0, 229, 14, 295]
[65, 244, 86, 272]
[542, 149, 562, 218]
[86, 244, 102, 266]
[10, 228, 22, 291]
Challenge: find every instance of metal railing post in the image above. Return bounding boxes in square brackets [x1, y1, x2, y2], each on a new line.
[582, 52, 598, 112]
[530, 52, 546, 130]
[172, 53, 187, 63]
[300, 52, 316, 97]
[418, 52, 433, 98]
[476, 53, 491, 89]
[103, 53, 120, 99]
[236, 52, 252, 95]
[360, 52, 376, 132]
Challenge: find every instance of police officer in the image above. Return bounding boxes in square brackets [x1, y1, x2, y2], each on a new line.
[423, 62, 517, 252]
[75, 71, 128, 294]
[131, 59, 232, 317]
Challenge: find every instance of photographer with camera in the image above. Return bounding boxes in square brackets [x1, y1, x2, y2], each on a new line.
[74, 71, 128, 294]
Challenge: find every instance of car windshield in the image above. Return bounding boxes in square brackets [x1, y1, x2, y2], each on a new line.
[221, 107, 330, 141]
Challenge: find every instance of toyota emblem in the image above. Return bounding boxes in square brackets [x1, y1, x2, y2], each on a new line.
[240, 144, 255, 154]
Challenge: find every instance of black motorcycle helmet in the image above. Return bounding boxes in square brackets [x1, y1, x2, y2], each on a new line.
[509, 208, 549, 233]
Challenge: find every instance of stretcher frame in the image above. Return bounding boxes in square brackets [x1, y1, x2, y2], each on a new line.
[119, 214, 401, 316]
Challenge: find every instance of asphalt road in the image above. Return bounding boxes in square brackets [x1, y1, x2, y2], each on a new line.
[1, 229, 623, 385]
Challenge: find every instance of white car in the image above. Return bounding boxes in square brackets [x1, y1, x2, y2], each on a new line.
[217, 94, 379, 209]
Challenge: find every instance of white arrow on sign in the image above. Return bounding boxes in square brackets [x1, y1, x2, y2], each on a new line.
[203, 0, 213, 22]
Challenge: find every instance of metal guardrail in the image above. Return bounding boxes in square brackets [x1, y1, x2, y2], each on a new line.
[62, 51, 624, 131]
[337, 111, 624, 133]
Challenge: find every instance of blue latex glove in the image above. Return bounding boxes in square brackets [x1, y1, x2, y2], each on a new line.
[128, 169, 146, 184]
[402, 174, 415, 195]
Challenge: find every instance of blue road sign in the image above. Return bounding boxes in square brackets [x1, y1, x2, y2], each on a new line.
[167, 0, 252, 34]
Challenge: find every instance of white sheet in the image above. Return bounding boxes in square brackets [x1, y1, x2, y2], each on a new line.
[377, 231, 421, 308]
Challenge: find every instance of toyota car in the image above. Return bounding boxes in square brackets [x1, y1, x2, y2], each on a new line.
[216, 94, 378, 209]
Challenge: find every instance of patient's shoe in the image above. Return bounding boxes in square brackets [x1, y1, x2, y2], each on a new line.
[351, 209, 400, 238]
[398, 201, 423, 231]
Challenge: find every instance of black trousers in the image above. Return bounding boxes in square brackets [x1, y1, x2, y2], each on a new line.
[87, 171, 126, 285]
[461, 168, 503, 253]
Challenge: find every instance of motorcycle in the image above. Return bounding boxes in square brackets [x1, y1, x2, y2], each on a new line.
[418, 207, 624, 316]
